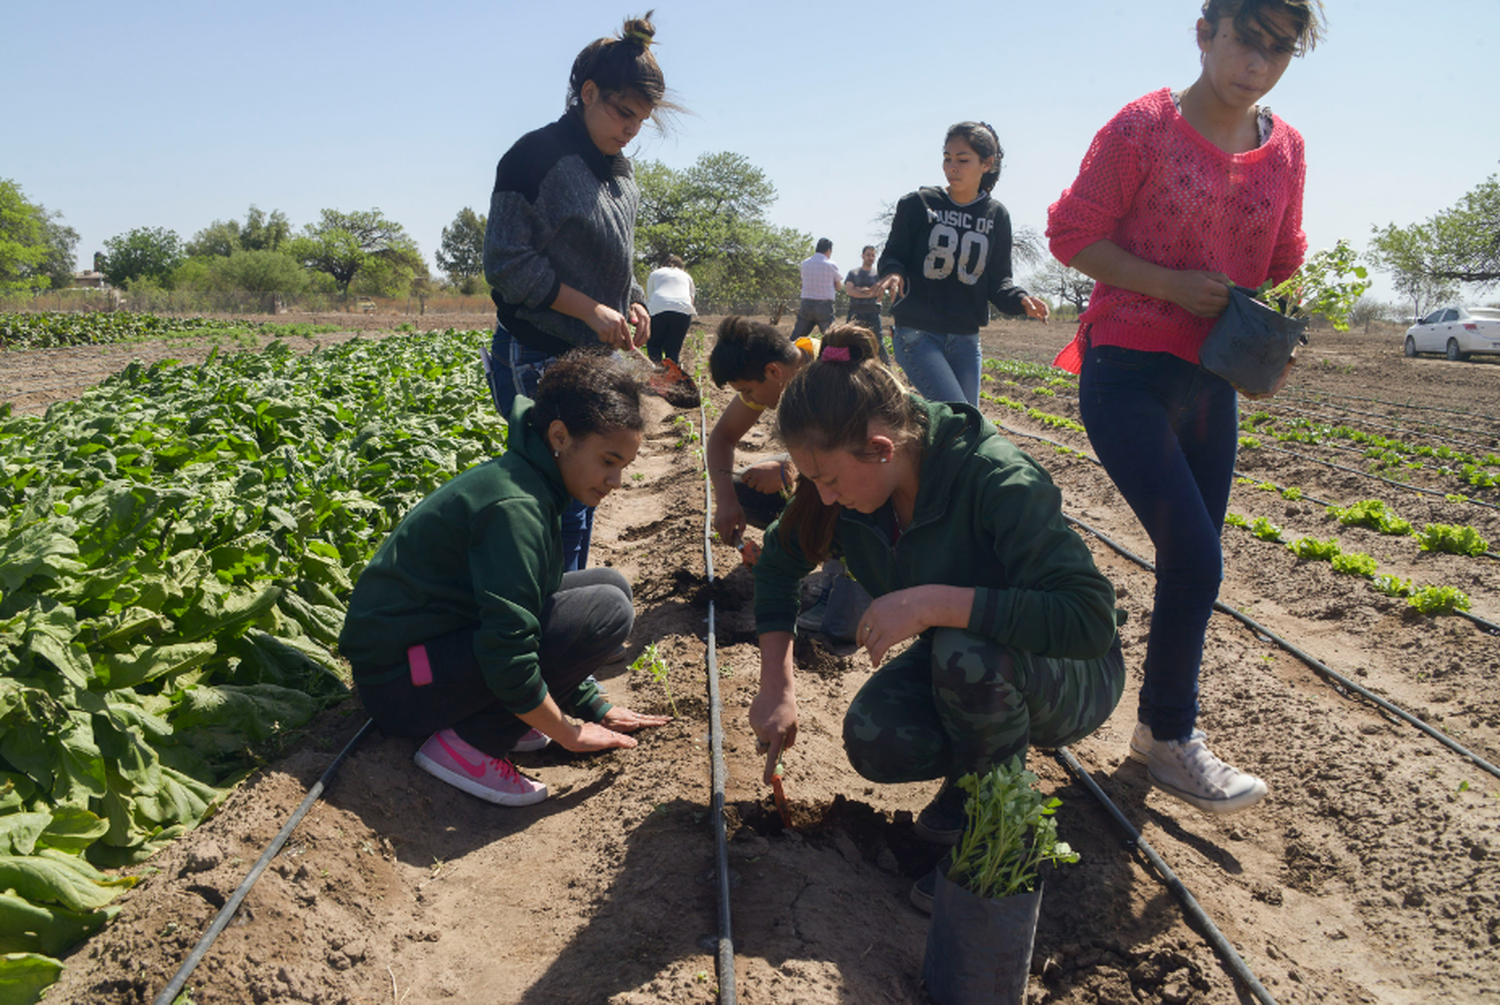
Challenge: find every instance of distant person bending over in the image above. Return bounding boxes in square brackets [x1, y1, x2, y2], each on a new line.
[747, 326, 1124, 912]
[644, 253, 697, 363]
[706, 316, 821, 564]
[845, 244, 891, 364]
[790, 238, 844, 340]
[340, 353, 670, 807]
[484, 12, 678, 572]
[1047, 0, 1325, 813]
[878, 121, 1049, 406]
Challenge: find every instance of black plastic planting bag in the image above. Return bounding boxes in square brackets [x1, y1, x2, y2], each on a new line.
[1199, 285, 1309, 397]
[922, 875, 1043, 1005]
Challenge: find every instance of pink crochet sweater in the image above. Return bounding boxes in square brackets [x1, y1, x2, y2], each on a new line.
[1048, 88, 1307, 372]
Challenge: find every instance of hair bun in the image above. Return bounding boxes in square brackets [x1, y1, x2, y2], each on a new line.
[622, 14, 656, 48]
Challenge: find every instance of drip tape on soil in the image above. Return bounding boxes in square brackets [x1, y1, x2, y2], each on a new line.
[695, 397, 738, 1005]
[1064, 513, 1500, 782]
[152, 718, 377, 1005]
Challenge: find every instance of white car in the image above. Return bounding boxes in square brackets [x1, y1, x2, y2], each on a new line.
[1404, 305, 1500, 361]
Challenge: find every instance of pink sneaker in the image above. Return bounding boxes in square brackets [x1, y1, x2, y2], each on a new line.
[414, 729, 547, 806]
[511, 728, 551, 753]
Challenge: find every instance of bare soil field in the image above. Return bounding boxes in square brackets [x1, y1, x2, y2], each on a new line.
[11, 314, 1500, 1004]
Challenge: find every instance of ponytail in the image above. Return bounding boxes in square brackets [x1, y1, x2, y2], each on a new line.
[775, 324, 923, 562]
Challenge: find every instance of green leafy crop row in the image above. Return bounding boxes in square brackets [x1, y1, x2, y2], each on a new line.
[0, 312, 246, 351]
[0, 329, 502, 992]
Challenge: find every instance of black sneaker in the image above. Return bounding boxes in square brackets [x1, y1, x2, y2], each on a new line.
[909, 865, 938, 914]
[913, 779, 967, 845]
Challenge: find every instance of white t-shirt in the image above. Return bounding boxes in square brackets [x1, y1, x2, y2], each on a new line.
[645, 266, 697, 316]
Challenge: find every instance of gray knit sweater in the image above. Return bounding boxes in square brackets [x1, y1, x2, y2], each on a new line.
[484, 112, 645, 356]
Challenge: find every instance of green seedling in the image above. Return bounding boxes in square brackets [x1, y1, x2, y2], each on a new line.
[1331, 551, 1378, 577]
[1373, 574, 1413, 598]
[1407, 585, 1471, 616]
[630, 642, 677, 716]
[1238, 435, 1261, 449]
[1254, 238, 1370, 330]
[1288, 536, 1341, 561]
[946, 759, 1079, 901]
[1250, 516, 1283, 542]
[631, 472, 645, 482]
[1280, 486, 1303, 501]
[1224, 512, 1249, 528]
[1327, 499, 1412, 535]
[1416, 523, 1489, 557]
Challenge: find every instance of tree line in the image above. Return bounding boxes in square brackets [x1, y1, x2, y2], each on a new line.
[3, 166, 1497, 319]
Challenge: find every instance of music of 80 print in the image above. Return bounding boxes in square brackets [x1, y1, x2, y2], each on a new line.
[923, 206, 995, 285]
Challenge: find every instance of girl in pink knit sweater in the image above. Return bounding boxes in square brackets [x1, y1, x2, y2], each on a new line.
[1047, 0, 1324, 814]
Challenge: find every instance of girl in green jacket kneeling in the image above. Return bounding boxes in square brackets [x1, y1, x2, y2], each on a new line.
[340, 352, 669, 807]
[748, 327, 1125, 869]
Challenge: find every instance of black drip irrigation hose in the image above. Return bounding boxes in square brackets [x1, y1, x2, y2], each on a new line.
[1052, 747, 1279, 1005]
[1064, 513, 1500, 782]
[1266, 401, 1499, 456]
[697, 400, 737, 1004]
[1257, 441, 1500, 511]
[152, 717, 376, 1005]
[1283, 387, 1500, 426]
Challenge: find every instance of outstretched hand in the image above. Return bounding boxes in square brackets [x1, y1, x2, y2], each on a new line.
[601, 705, 672, 732]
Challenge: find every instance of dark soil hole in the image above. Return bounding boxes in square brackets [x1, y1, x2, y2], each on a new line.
[732, 793, 945, 879]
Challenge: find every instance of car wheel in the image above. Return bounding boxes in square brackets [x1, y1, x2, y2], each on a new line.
[1446, 338, 1470, 362]
[1405, 336, 1418, 358]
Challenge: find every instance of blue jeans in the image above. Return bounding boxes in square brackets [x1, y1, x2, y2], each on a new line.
[1078, 345, 1239, 742]
[488, 326, 594, 571]
[892, 327, 981, 405]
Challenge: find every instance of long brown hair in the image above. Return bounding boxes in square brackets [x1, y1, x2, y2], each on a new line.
[775, 324, 923, 562]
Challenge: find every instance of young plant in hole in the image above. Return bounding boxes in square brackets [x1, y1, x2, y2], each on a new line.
[946, 759, 1079, 901]
[1288, 536, 1341, 561]
[630, 642, 677, 716]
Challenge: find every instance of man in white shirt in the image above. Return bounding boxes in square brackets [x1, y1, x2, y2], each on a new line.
[790, 238, 843, 340]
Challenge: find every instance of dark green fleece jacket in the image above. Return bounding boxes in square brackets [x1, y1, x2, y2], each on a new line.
[339, 398, 609, 721]
[754, 396, 1119, 659]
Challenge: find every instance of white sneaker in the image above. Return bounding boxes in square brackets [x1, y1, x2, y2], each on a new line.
[1145, 730, 1268, 813]
[1128, 722, 1152, 763]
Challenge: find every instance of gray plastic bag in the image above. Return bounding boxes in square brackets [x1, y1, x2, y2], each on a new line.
[922, 873, 1043, 1005]
[1199, 285, 1309, 397]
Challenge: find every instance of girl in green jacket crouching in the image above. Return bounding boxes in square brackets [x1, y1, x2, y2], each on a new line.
[340, 351, 669, 807]
[748, 327, 1125, 899]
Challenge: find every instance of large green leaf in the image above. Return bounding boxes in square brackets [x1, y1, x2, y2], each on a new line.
[95, 641, 218, 691]
[0, 523, 81, 596]
[0, 951, 65, 1005]
[167, 683, 320, 756]
[0, 851, 134, 912]
[0, 890, 113, 956]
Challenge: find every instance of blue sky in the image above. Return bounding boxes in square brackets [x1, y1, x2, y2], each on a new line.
[5, 0, 1497, 308]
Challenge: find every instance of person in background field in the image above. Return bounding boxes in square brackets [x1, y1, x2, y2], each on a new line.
[878, 121, 1049, 406]
[340, 353, 671, 807]
[790, 238, 843, 340]
[845, 244, 891, 364]
[483, 10, 678, 572]
[644, 253, 696, 363]
[706, 316, 821, 565]
[1048, 0, 1324, 813]
[747, 326, 1124, 913]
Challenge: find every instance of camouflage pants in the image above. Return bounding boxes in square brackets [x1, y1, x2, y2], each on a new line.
[843, 627, 1125, 783]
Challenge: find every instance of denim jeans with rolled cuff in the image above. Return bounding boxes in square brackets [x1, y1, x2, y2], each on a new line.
[1078, 344, 1239, 742]
[488, 325, 594, 571]
[891, 327, 981, 406]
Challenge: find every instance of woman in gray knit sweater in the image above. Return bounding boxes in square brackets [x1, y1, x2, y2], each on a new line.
[484, 11, 676, 571]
